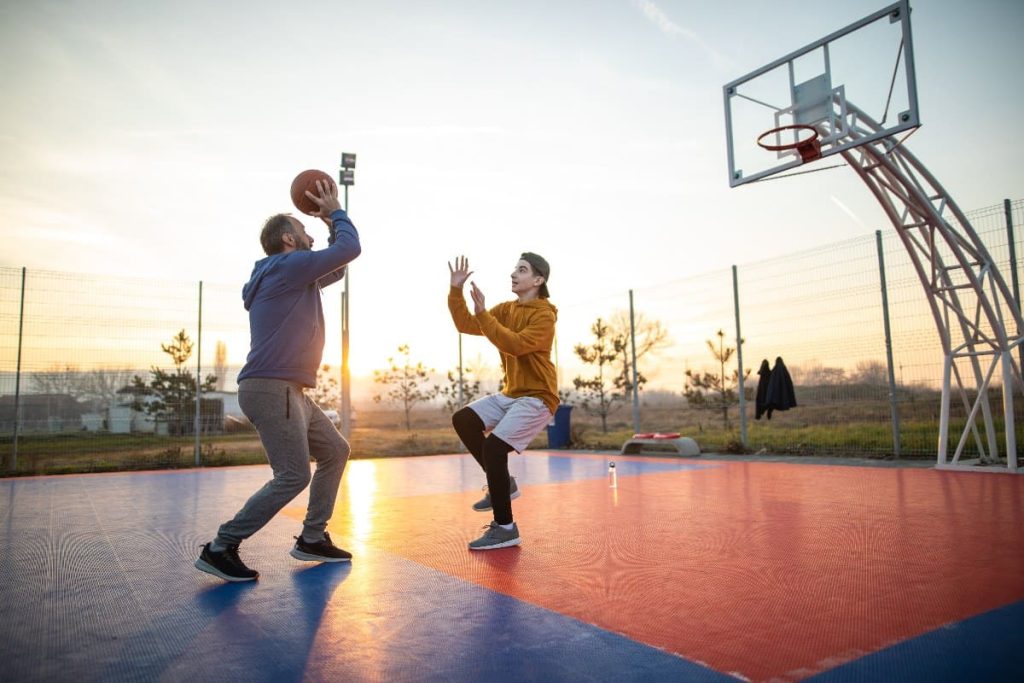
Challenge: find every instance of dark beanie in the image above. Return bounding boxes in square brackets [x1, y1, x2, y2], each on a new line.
[520, 252, 550, 298]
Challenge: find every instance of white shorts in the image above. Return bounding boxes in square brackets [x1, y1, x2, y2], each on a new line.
[468, 393, 554, 453]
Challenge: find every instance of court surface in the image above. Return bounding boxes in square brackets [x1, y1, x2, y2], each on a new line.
[1, 451, 1022, 682]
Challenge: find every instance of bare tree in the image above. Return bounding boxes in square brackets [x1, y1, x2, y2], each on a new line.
[572, 318, 623, 433]
[435, 366, 482, 414]
[32, 364, 135, 411]
[307, 364, 340, 409]
[797, 363, 847, 386]
[608, 310, 671, 401]
[684, 329, 749, 429]
[462, 353, 503, 395]
[850, 360, 887, 385]
[82, 368, 135, 410]
[372, 344, 436, 430]
[31, 364, 87, 397]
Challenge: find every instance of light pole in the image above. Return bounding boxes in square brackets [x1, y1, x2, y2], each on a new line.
[629, 289, 640, 433]
[339, 153, 355, 439]
[457, 333, 463, 408]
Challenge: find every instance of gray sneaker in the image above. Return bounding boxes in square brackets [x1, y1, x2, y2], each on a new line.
[471, 476, 520, 512]
[468, 521, 521, 550]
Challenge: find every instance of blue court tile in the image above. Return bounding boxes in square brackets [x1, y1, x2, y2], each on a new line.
[807, 599, 1024, 683]
[0, 463, 729, 682]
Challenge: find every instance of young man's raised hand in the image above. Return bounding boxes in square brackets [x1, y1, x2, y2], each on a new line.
[469, 281, 487, 314]
[448, 255, 473, 288]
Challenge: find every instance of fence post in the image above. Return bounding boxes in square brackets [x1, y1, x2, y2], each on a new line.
[194, 280, 203, 466]
[629, 289, 640, 433]
[340, 179, 352, 439]
[10, 267, 26, 472]
[875, 231, 901, 458]
[341, 277, 351, 439]
[732, 265, 748, 448]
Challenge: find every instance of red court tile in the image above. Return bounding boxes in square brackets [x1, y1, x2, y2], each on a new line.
[287, 458, 1024, 681]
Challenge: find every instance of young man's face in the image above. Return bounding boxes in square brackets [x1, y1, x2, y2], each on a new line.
[510, 259, 542, 295]
[284, 217, 313, 251]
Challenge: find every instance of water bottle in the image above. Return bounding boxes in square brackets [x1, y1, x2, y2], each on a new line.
[608, 461, 617, 488]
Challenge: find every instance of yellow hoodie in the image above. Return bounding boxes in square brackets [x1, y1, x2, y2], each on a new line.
[448, 287, 559, 414]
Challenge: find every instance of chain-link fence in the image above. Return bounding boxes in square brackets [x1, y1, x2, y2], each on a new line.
[0, 271, 254, 473]
[542, 199, 1024, 456]
[1, 199, 1021, 473]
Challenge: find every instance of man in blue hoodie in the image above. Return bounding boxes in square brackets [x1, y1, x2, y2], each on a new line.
[195, 179, 362, 582]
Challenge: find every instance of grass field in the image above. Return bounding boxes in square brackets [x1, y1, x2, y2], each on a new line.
[2, 395, 1021, 476]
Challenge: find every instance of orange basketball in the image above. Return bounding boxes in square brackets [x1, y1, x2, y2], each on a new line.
[290, 169, 336, 215]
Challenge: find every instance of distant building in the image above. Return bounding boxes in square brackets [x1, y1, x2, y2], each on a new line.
[104, 385, 225, 435]
[206, 391, 241, 420]
[0, 394, 88, 434]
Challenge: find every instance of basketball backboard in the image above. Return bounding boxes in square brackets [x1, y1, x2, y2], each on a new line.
[723, 0, 918, 187]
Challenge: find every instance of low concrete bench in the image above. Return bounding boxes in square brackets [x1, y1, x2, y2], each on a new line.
[620, 432, 701, 457]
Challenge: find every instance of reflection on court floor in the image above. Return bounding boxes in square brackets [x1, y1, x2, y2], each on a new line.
[1, 452, 1021, 682]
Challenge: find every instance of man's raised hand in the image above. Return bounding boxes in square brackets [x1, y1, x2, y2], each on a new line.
[305, 180, 342, 222]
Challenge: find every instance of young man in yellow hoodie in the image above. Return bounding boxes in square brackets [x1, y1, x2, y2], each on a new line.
[447, 252, 559, 550]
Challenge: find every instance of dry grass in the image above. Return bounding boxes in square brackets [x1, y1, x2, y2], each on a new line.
[3, 396, 1021, 476]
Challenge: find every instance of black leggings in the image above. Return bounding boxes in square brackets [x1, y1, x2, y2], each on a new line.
[452, 407, 515, 524]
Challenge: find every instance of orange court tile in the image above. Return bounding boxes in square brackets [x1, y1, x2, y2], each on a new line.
[294, 455, 1024, 681]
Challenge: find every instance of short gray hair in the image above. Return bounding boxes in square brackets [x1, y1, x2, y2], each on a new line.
[260, 214, 297, 255]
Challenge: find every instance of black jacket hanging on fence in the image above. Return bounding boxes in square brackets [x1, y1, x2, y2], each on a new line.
[755, 359, 772, 420]
[761, 356, 797, 420]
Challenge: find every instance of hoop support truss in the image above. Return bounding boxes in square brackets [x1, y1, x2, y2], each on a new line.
[833, 102, 1022, 471]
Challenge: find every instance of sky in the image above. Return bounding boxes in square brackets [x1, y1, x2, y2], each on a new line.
[1, 0, 1022, 385]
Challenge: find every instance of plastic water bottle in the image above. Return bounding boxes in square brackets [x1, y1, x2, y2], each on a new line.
[608, 461, 617, 488]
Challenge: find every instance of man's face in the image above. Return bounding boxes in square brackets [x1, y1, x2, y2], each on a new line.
[510, 259, 542, 295]
[285, 217, 313, 251]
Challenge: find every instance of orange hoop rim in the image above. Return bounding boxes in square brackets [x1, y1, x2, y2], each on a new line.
[756, 124, 820, 151]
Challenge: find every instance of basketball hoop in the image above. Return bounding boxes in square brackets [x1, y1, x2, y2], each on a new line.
[757, 124, 822, 163]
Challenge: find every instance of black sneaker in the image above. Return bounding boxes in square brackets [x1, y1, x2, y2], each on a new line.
[194, 542, 259, 582]
[289, 531, 352, 563]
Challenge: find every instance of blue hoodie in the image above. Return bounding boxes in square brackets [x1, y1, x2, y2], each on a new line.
[237, 209, 361, 388]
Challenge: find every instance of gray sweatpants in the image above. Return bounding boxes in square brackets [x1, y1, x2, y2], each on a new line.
[216, 378, 350, 546]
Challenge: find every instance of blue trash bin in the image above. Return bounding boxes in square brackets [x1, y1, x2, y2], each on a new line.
[546, 405, 573, 448]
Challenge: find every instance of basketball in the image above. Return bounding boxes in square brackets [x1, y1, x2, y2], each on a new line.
[290, 169, 336, 215]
